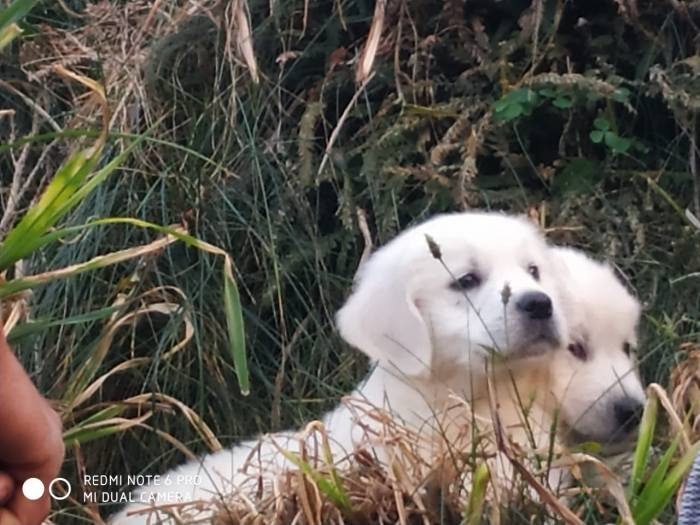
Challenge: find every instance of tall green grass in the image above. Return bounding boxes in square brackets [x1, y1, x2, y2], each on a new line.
[1, 0, 249, 492]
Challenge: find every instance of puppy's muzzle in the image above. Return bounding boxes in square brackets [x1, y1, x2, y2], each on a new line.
[516, 291, 553, 320]
[509, 291, 560, 359]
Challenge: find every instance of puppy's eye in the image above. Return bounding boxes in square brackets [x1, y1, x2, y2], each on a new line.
[528, 264, 540, 281]
[451, 272, 481, 291]
[623, 342, 632, 357]
[568, 342, 588, 361]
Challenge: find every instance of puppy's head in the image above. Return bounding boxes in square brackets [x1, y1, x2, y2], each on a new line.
[336, 212, 566, 378]
[548, 247, 646, 446]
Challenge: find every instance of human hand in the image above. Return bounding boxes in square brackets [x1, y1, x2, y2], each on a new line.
[0, 325, 65, 525]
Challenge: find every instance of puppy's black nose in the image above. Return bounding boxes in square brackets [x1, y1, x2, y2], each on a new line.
[516, 291, 552, 320]
[614, 398, 644, 433]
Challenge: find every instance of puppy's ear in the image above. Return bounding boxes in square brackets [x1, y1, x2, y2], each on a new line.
[336, 261, 432, 378]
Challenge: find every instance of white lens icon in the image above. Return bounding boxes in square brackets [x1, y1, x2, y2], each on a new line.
[21, 478, 44, 500]
[48, 478, 71, 501]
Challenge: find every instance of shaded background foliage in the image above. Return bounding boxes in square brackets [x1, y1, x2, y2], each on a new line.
[1, 0, 699, 521]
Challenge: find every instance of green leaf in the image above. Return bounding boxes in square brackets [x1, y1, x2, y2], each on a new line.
[603, 131, 618, 146]
[628, 394, 657, 499]
[552, 96, 573, 109]
[223, 259, 249, 396]
[612, 136, 633, 154]
[658, 440, 700, 502]
[590, 130, 604, 143]
[634, 437, 678, 508]
[64, 425, 129, 446]
[63, 406, 140, 446]
[508, 88, 536, 104]
[493, 98, 511, 112]
[0, 223, 181, 300]
[464, 462, 490, 525]
[586, 92, 603, 104]
[0, 0, 39, 35]
[0, 22, 21, 50]
[593, 116, 610, 131]
[497, 102, 523, 122]
[522, 103, 536, 116]
[7, 307, 119, 344]
[612, 87, 631, 103]
[569, 441, 603, 454]
[633, 439, 700, 525]
[0, 149, 94, 270]
[604, 132, 632, 154]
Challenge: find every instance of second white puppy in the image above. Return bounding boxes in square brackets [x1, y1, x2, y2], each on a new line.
[111, 212, 565, 524]
[476, 246, 646, 495]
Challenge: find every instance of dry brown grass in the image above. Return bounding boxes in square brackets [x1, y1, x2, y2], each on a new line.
[117, 387, 657, 525]
[670, 343, 700, 444]
[103, 340, 700, 525]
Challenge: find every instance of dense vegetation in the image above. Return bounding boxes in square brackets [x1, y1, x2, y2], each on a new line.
[1, 0, 699, 522]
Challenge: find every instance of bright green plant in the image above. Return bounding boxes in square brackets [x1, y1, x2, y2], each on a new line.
[589, 116, 633, 155]
[0, 0, 38, 50]
[493, 84, 598, 123]
[493, 88, 540, 122]
[0, 1, 248, 402]
[626, 389, 700, 525]
[463, 462, 490, 525]
[276, 424, 352, 513]
[493, 83, 646, 158]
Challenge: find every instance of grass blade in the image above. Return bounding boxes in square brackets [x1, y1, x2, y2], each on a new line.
[633, 436, 679, 519]
[223, 257, 249, 395]
[0, 0, 39, 33]
[276, 445, 351, 512]
[6, 306, 119, 344]
[1, 216, 249, 394]
[628, 392, 658, 499]
[634, 440, 700, 525]
[0, 66, 115, 271]
[0, 22, 22, 50]
[0, 228, 181, 300]
[464, 462, 490, 525]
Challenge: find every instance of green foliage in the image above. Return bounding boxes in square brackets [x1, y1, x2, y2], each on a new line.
[0, 142, 132, 272]
[589, 116, 633, 155]
[464, 462, 490, 525]
[278, 440, 352, 513]
[628, 392, 700, 525]
[494, 84, 645, 158]
[0, 0, 38, 50]
[494, 88, 540, 122]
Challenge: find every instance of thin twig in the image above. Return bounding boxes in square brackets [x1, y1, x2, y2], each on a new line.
[316, 72, 374, 179]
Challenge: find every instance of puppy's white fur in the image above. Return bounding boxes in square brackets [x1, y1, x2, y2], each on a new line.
[548, 247, 645, 443]
[473, 247, 645, 493]
[110, 213, 571, 524]
[337, 212, 566, 376]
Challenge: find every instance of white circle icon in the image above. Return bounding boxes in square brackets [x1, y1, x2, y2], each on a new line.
[22, 478, 45, 500]
[48, 478, 71, 500]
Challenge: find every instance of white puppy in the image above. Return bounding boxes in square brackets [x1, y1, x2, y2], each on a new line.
[111, 212, 566, 524]
[548, 247, 646, 445]
[476, 247, 646, 495]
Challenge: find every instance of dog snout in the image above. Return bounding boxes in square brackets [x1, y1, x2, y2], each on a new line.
[614, 397, 644, 433]
[516, 291, 553, 320]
